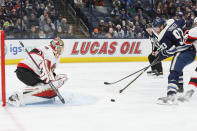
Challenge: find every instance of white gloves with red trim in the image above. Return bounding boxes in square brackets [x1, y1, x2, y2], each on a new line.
[52, 74, 68, 88]
[39, 59, 68, 88]
[39, 59, 55, 83]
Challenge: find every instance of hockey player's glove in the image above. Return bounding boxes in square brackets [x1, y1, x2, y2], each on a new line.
[52, 74, 68, 88]
[39, 59, 55, 83]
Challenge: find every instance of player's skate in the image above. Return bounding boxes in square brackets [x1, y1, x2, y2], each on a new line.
[157, 94, 177, 105]
[177, 89, 195, 102]
[8, 92, 23, 106]
[147, 70, 163, 77]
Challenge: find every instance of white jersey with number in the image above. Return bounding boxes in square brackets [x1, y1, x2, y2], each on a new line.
[17, 45, 59, 76]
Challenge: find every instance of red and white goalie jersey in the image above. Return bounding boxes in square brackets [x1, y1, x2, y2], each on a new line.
[184, 27, 197, 47]
[18, 45, 58, 78]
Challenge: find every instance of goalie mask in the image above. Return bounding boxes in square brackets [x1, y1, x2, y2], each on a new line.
[50, 37, 64, 58]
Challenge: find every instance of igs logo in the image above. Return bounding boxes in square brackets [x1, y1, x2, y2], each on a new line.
[9, 44, 35, 55]
[9, 44, 22, 55]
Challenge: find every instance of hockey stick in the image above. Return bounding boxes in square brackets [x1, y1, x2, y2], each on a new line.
[19, 41, 65, 104]
[119, 56, 160, 93]
[104, 57, 162, 85]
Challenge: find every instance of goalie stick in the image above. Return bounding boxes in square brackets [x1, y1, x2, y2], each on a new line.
[119, 56, 160, 93]
[19, 41, 65, 104]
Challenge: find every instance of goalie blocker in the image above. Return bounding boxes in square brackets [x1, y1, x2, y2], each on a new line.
[8, 37, 68, 106]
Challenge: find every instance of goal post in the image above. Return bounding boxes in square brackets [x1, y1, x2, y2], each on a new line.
[0, 30, 6, 106]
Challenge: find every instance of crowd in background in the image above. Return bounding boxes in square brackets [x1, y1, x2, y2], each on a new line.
[74, 0, 197, 38]
[0, 0, 73, 39]
[1, 0, 197, 39]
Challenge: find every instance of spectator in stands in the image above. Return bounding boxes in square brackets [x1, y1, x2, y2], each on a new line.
[114, 24, 124, 38]
[57, 25, 63, 38]
[49, 6, 56, 23]
[141, 18, 147, 29]
[113, 12, 122, 25]
[92, 28, 99, 38]
[57, 25, 71, 38]
[119, 8, 130, 28]
[39, 10, 49, 27]
[106, 21, 115, 32]
[105, 27, 114, 38]
[56, 14, 63, 27]
[9, 9, 19, 23]
[33, 1, 44, 18]
[61, 18, 69, 34]
[111, 5, 120, 17]
[137, 8, 147, 21]
[29, 25, 39, 38]
[28, 13, 39, 29]
[127, 21, 135, 38]
[98, 19, 107, 33]
[38, 30, 46, 38]
[134, 23, 144, 38]
[156, 8, 162, 17]
[133, 15, 141, 26]
[41, 18, 55, 38]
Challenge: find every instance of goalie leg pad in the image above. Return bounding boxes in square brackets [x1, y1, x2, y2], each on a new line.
[15, 83, 58, 105]
[24, 83, 57, 98]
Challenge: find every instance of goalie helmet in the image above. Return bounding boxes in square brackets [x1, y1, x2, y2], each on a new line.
[50, 37, 64, 58]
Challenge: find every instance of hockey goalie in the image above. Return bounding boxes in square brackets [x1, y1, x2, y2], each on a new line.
[8, 37, 68, 106]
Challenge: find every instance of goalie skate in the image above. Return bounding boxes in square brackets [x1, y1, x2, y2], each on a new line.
[7, 92, 23, 107]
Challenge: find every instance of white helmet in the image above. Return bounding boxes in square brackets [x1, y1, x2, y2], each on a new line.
[50, 37, 64, 58]
[194, 17, 197, 23]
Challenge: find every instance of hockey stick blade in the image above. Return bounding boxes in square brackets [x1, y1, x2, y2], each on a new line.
[19, 41, 65, 104]
[104, 82, 110, 85]
[119, 89, 124, 93]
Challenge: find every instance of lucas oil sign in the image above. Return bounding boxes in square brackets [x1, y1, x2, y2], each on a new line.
[68, 39, 151, 57]
[5, 39, 151, 59]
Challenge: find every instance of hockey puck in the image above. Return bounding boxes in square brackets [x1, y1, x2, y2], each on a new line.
[111, 99, 115, 102]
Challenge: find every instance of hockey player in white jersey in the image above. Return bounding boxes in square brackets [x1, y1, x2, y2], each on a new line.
[8, 37, 68, 106]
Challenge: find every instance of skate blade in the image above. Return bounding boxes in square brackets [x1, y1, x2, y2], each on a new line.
[156, 97, 179, 106]
[177, 89, 195, 102]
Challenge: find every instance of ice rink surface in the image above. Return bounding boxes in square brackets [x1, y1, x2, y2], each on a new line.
[1, 61, 197, 131]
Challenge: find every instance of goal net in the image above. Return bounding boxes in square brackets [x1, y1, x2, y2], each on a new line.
[0, 30, 6, 106]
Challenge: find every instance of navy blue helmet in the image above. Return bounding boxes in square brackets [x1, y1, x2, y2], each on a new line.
[153, 17, 165, 28]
